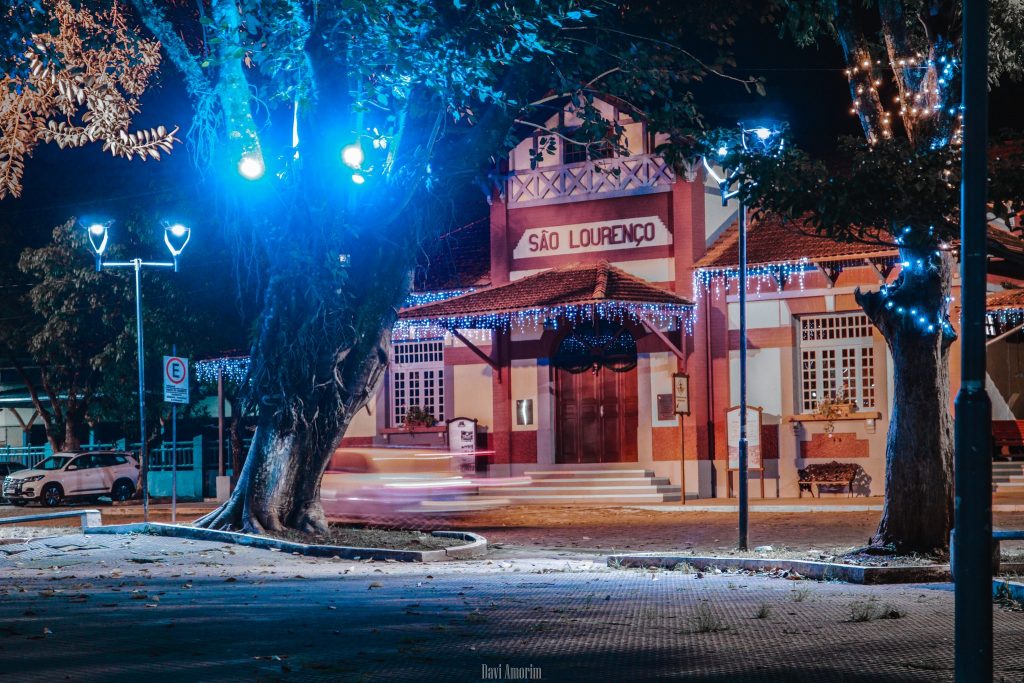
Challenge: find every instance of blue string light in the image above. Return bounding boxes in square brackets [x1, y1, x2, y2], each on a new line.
[395, 300, 695, 340]
[403, 289, 475, 308]
[195, 356, 251, 385]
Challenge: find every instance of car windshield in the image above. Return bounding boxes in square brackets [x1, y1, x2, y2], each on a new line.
[33, 456, 72, 471]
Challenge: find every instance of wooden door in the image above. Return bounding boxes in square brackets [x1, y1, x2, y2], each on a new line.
[556, 367, 638, 464]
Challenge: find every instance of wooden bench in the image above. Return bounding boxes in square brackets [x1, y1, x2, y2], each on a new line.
[797, 461, 858, 498]
[992, 420, 1024, 457]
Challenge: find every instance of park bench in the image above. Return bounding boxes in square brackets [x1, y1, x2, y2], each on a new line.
[797, 461, 858, 498]
[991, 420, 1024, 457]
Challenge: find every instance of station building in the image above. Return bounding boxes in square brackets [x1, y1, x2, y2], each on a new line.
[333, 95, 1024, 501]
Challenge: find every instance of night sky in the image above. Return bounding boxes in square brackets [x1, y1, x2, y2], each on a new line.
[0, 18, 1019, 237]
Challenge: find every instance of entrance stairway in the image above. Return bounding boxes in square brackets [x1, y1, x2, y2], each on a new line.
[494, 464, 682, 504]
[993, 460, 1024, 493]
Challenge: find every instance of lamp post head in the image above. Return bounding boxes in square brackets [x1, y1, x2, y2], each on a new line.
[85, 223, 109, 271]
[164, 223, 191, 271]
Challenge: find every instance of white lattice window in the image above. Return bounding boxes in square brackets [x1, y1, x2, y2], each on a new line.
[390, 340, 445, 427]
[798, 313, 876, 412]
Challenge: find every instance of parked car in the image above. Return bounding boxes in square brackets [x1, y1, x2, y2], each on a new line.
[0, 461, 26, 504]
[2, 451, 139, 507]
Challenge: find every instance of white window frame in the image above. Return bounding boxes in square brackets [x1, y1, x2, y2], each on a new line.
[390, 339, 445, 428]
[797, 313, 876, 413]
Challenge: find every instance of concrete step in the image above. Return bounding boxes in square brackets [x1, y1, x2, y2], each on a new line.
[525, 476, 671, 486]
[525, 469, 654, 479]
[501, 484, 680, 496]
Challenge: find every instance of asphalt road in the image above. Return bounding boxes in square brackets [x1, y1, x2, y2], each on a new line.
[2, 533, 1023, 682]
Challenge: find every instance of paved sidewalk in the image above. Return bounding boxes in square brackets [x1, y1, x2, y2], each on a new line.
[1, 533, 1022, 681]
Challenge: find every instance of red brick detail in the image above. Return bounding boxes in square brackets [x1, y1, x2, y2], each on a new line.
[652, 426, 681, 461]
[760, 424, 779, 460]
[510, 431, 539, 464]
[338, 436, 373, 447]
[446, 345, 493, 366]
[799, 431, 870, 459]
[728, 327, 794, 350]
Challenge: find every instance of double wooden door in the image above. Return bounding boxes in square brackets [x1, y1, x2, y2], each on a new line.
[556, 367, 638, 464]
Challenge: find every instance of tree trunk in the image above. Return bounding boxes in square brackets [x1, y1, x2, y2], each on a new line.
[195, 260, 406, 533]
[855, 242, 956, 551]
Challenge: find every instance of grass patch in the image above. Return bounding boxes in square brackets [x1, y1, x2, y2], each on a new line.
[755, 602, 772, 619]
[790, 587, 811, 603]
[848, 598, 906, 622]
[690, 603, 727, 633]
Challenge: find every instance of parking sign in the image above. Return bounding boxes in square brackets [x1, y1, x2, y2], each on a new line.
[163, 356, 189, 404]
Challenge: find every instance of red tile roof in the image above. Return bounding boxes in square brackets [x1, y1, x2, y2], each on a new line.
[695, 214, 896, 270]
[987, 288, 1024, 312]
[399, 261, 692, 325]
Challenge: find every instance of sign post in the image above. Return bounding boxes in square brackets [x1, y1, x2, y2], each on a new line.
[163, 352, 189, 523]
[726, 405, 765, 499]
[673, 373, 690, 504]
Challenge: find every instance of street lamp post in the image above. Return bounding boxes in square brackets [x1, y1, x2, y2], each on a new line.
[704, 123, 783, 551]
[86, 223, 191, 523]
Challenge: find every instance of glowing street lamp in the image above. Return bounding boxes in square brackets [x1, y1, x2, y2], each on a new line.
[237, 153, 265, 180]
[341, 143, 365, 169]
[703, 121, 784, 551]
[85, 222, 192, 522]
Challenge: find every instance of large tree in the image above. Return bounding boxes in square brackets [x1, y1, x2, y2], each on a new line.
[2, 0, 759, 533]
[727, 0, 1024, 551]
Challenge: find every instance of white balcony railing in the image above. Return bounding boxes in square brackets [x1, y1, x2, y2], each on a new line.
[506, 154, 675, 207]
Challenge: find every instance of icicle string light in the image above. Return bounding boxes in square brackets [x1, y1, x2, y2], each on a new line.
[403, 289, 475, 308]
[693, 258, 814, 299]
[195, 356, 251, 385]
[394, 301, 695, 340]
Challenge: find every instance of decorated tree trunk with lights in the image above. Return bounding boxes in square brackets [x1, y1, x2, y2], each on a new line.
[855, 245, 955, 549]
[748, 0, 1024, 551]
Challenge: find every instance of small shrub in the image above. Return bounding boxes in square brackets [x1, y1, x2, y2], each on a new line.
[690, 603, 727, 633]
[755, 602, 772, 619]
[791, 587, 811, 603]
[848, 599, 880, 622]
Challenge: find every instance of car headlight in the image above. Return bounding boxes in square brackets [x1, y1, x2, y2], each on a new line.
[22, 475, 45, 482]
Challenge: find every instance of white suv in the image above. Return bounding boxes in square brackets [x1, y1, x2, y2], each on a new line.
[2, 451, 139, 507]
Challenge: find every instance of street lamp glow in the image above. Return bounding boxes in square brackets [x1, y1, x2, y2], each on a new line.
[351, 172, 366, 185]
[86, 223, 109, 256]
[237, 154, 265, 180]
[342, 144, 364, 169]
[163, 223, 191, 269]
[753, 127, 772, 141]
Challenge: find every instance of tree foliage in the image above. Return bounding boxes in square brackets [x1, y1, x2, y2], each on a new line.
[0, 0, 179, 199]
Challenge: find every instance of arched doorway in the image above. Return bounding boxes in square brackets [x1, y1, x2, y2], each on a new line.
[553, 321, 639, 464]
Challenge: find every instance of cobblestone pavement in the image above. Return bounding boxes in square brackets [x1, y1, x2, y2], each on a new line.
[1, 533, 1023, 682]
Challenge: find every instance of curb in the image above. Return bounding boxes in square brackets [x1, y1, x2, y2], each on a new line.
[607, 554, 951, 584]
[85, 522, 487, 562]
[994, 578, 1024, 601]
